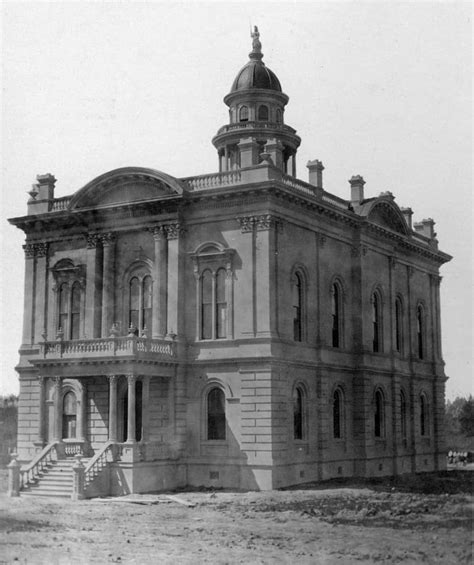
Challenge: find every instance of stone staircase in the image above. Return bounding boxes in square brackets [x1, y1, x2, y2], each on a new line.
[21, 458, 88, 499]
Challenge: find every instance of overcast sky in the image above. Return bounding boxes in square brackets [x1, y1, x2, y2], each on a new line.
[1, 1, 472, 398]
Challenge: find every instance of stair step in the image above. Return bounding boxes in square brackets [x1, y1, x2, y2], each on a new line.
[22, 490, 71, 499]
[34, 480, 73, 488]
[20, 457, 92, 499]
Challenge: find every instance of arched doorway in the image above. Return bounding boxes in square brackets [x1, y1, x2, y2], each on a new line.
[62, 391, 77, 439]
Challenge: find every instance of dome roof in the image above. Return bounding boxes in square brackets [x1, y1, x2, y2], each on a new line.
[231, 60, 282, 93]
[229, 26, 282, 94]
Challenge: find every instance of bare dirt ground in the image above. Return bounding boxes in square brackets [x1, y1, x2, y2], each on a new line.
[0, 469, 472, 564]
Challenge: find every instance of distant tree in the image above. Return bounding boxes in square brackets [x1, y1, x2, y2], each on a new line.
[0, 394, 18, 464]
[445, 396, 466, 434]
[458, 395, 474, 436]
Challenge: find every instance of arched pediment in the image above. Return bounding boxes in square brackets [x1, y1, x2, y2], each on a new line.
[68, 167, 184, 210]
[363, 198, 410, 236]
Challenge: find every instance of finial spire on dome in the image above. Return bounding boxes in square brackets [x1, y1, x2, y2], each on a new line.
[249, 25, 263, 61]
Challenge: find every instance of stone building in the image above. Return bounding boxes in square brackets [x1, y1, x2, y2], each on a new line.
[9, 28, 451, 497]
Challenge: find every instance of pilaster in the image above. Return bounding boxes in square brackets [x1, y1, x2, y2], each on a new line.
[52, 376, 62, 442]
[21, 243, 36, 346]
[152, 226, 168, 338]
[33, 243, 49, 344]
[165, 223, 182, 337]
[85, 234, 103, 339]
[100, 233, 116, 338]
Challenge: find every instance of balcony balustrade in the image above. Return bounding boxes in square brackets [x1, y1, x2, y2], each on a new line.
[40, 336, 177, 362]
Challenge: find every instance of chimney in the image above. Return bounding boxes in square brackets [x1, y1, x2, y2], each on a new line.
[414, 218, 436, 240]
[27, 173, 56, 215]
[307, 159, 324, 189]
[400, 207, 413, 230]
[36, 173, 56, 200]
[349, 175, 365, 205]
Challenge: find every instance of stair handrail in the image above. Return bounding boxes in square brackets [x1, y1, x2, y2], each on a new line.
[20, 442, 59, 489]
[83, 441, 117, 488]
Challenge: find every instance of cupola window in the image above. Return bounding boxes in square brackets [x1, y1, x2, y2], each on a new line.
[239, 106, 249, 122]
[258, 105, 269, 121]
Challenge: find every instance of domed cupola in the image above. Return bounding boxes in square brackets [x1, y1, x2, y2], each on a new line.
[212, 27, 301, 176]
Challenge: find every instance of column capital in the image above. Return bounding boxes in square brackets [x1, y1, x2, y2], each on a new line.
[126, 374, 137, 385]
[151, 226, 167, 241]
[165, 223, 183, 240]
[255, 214, 281, 231]
[107, 375, 119, 385]
[52, 376, 62, 388]
[86, 233, 101, 249]
[100, 232, 116, 247]
[35, 242, 49, 258]
[23, 243, 36, 258]
[236, 216, 255, 233]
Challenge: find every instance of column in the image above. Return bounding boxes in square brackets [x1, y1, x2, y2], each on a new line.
[34, 243, 49, 343]
[108, 375, 118, 442]
[52, 376, 62, 442]
[34, 376, 46, 447]
[84, 234, 103, 338]
[21, 244, 36, 346]
[126, 375, 137, 443]
[166, 224, 181, 337]
[141, 376, 151, 442]
[152, 227, 168, 338]
[101, 233, 115, 338]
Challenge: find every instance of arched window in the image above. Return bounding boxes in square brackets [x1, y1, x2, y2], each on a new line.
[420, 394, 428, 436]
[58, 283, 68, 334]
[258, 105, 269, 121]
[374, 389, 384, 438]
[417, 305, 424, 359]
[293, 387, 305, 440]
[215, 268, 227, 339]
[276, 108, 282, 124]
[332, 282, 342, 348]
[207, 388, 226, 440]
[62, 391, 77, 439]
[239, 105, 249, 122]
[128, 273, 153, 336]
[333, 388, 343, 439]
[400, 390, 407, 441]
[372, 291, 382, 353]
[395, 297, 403, 353]
[292, 272, 303, 342]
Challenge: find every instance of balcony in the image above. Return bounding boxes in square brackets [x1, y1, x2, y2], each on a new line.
[39, 336, 177, 363]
